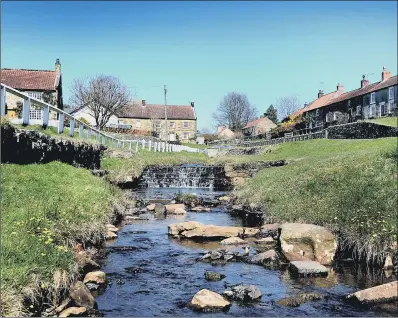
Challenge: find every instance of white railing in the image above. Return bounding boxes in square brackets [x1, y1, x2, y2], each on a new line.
[0, 83, 199, 154]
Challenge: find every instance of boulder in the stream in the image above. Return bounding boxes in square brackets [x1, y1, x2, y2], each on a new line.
[278, 223, 337, 265]
[146, 204, 156, 211]
[220, 237, 246, 245]
[190, 289, 231, 312]
[277, 293, 324, 307]
[105, 231, 118, 240]
[83, 271, 106, 285]
[191, 206, 211, 212]
[174, 208, 187, 215]
[165, 204, 186, 214]
[59, 306, 87, 317]
[223, 285, 262, 302]
[106, 224, 118, 233]
[76, 252, 100, 274]
[255, 237, 275, 245]
[248, 249, 279, 266]
[205, 271, 226, 281]
[168, 221, 202, 236]
[154, 204, 166, 214]
[69, 281, 97, 309]
[289, 261, 328, 277]
[346, 281, 398, 305]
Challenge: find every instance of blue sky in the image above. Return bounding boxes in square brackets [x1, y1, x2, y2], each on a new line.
[1, 1, 397, 131]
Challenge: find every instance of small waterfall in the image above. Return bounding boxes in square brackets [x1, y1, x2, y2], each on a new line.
[138, 164, 231, 189]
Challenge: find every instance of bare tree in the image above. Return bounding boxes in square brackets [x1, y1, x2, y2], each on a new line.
[70, 75, 131, 129]
[276, 95, 301, 120]
[213, 92, 257, 132]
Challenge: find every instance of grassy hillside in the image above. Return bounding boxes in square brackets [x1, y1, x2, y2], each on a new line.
[1, 162, 123, 316]
[234, 138, 397, 262]
[365, 116, 398, 127]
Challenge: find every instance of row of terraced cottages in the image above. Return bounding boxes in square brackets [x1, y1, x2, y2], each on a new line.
[293, 66, 397, 130]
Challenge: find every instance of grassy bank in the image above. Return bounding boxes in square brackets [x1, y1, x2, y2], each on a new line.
[364, 116, 398, 127]
[234, 138, 397, 262]
[1, 162, 123, 316]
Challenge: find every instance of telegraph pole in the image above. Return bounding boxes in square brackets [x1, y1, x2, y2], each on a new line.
[164, 85, 168, 142]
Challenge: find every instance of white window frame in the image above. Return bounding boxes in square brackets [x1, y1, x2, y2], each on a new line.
[370, 92, 376, 104]
[183, 132, 189, 139]
[29, 109, 43, 120]
[379, 102, 386, 117]
[325, 113, 330, 123]
[389, 87, 394, 100]
[369, 105, 376, 117]
[169, 121, 175, 128]
[136, 120, 141, 128]
[183, 121, 189, 128]
[27, 91, 43, 100]
[333, 112, 337, 121]
[388, 101, 394, 113]
[356, 105, 361, 115]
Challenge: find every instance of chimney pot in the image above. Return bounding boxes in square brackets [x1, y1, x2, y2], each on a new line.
[382, 66, 391, 81]
[337, 83, 344, 92]
[191, 101, 195, 107]
[142, 100, 146, 106]
[55, 58, 61, 73]
[361, 75, 369, 88]
[318, 90, 324, 98]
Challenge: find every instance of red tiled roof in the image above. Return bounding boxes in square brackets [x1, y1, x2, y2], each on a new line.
[323, 75, 398, 107]
[117, 103, 196, 120]
[243, 117, 276, 129]
[303, 75, 398, 113]
[1, 68, 60, 91]
[292, 107, 307, 117]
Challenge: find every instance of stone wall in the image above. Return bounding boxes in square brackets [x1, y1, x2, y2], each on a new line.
[1, 123, 105, 169]
[327, 122, 398, 139]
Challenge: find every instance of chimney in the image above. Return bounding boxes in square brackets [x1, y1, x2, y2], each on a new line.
[142, 100, 146, 106]
[304, 102, 309, 108]
[382, 66, 391, 81]
[55, 58, 61, 73]
[191, 101, 195, 107]
[361, 75, 369, 88]
[337, 83, 344, 92]
[318, 90, 324, 98]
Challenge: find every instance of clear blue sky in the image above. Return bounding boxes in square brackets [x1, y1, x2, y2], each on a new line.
[1, 1, 397, 131]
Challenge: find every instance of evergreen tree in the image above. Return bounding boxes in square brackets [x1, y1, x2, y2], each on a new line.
[265, 104, 278, 124]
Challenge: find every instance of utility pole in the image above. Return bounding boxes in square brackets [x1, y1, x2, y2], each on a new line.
[164, 85, 168, 142]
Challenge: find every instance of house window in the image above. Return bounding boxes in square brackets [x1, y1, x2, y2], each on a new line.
[369, 105, 376, 117]
[169, 121, 175, 128]
[356, 105, 362, 115]
[183, 121, 189, 128]
[315, 109, 319, 116]
[380, 103, 386, 116]
[27, 91, 42, 100]
[29, 109, 42, 120]
[156, 121, 161, 129]
[388, 102, 394, 113]
[389, 87, 394, 100]
[183, 132, 189, 139]
[370, 92, 376, 104]
[136, 120, 141, 128]
[333, 112, 337, 121]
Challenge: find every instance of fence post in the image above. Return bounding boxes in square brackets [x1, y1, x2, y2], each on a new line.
[22, 98, 31, 126]
[68, 118, 75, 137]
[0, 85, 6, 116]
[154, 142, 157, 152]
[109, 138, 113, 147]
[58, 113, 64, 133]
[148, 140, 152, 151]
[42, 105, 50, 128]
[142, 140, 146, 150]
[162, 142, 165, 152]
[79, 123, 84, 139]
[135, 141, 139, 152]
[102, 135, 106, 145]
[96, 132, 100, 142]
[129, 141, 132, 152]
[325, 129, 328, 139]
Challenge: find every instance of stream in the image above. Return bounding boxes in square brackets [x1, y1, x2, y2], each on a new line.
[94, 165, 397, 317]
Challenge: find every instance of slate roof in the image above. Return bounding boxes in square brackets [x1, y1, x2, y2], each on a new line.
[117, 103, 196, 120]
[1, 68, 60, 91]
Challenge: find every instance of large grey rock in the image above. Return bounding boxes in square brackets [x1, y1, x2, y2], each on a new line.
[69, 281, 97, 309]
[220, 237, 246, 245]
[277, 293, 323, 307]
[223, 285, 262, 302]
[154, 204, 166, 214]
[255, 237, 275, 245]
[248, 249, 279, 266]
[165, 204, 186, 214]
[278, 223, 337, 265]
[346, 281, 398, 304]
[205, 271, 226, 281]
[190, 289, 231, 311]
[83, 271, 106, 285]
[289, 261, 328, 277]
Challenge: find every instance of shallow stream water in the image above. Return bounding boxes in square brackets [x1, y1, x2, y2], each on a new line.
[96, 188, 397, 317]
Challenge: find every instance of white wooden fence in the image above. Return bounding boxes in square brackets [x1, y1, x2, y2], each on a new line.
[0, 83, 199, 154]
